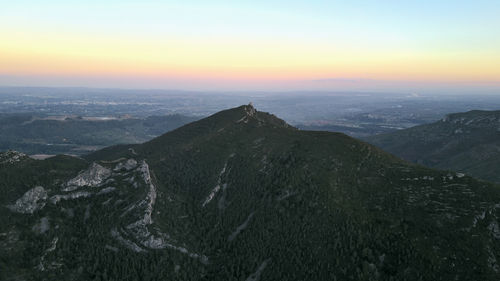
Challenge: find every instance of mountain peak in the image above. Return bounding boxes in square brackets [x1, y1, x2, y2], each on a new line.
[238, 103, 293, 129]
[206, 104, 294, 130]
[132, 104, 295, 156]
[5, 105, 500, 280]
[245, 102, 256, 117]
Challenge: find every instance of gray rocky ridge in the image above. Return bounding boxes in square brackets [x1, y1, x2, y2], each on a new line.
[0, 150, 28, 164]
[114, 159, 138, 171]
[63, 163, 112, 191]
[8, 186, 47, 214]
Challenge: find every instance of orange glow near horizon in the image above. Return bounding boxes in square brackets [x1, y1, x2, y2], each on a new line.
[1, 0, 500, 91]
[2, 33, 499, 84]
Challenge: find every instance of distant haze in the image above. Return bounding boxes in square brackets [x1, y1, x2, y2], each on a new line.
[1, 0, 499, 93]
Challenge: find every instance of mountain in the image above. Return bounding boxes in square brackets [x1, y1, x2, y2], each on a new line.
[365, 110, 500, 183]
[0, 113, 198, 155]
[2, 104, 500, 280]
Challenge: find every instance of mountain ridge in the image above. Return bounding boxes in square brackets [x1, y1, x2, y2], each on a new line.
[2, 105, 500, 280]
[366, 109, 500, 183]
[0, 113, 198, 155]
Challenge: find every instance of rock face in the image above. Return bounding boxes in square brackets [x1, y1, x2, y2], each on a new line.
[8, 186, 47, 214]
[113, 159, 138, 171]
[234, 103, 292, 129]
[50, 191, 92, 204]
[63, 163, 111, 191]
[245, 103, 256, 117]
[0, 150, 28, 164]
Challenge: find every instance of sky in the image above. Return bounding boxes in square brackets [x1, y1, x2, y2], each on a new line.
[1, 0, 499, 93]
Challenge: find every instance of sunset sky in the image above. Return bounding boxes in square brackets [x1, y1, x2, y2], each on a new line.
[1, 0, 499, 92]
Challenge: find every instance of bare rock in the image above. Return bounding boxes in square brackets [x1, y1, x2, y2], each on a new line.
[63, 163, 111, 191]
[114, 159, 138, 172]
[0, 151, 28, 164]
[50, 191, 92, 204]
[8, 186, 47, 214]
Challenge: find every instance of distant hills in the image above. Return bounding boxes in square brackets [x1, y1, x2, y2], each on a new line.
[2, 105, 500, 280]
[0, 113, 198, 155]
[366, 110, 500, 183]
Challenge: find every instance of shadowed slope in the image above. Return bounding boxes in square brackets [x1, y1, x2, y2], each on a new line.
[2, 104, 500, 280]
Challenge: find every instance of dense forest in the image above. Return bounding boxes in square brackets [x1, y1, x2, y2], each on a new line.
[2, 105, 500, 280]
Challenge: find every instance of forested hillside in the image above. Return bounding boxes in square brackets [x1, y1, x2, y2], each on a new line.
[0, 114, 198, 155]
[366, 110, 500, 183]
[2, 105, 500, 280]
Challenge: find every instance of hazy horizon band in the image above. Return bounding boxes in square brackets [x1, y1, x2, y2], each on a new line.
[1, 0, 499, 93]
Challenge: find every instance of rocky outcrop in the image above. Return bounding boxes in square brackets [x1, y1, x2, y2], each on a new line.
[203, 161, 228, 207]
[50, 191, 92, 204]
[236, 103, 293, 129]
[115, 160, 208, 262]
[96, 186, 116, 195]
[8, 186, 47, 214]
[0, 150, 28, 164]
[245, 103, 256, 117]
[114, 159, 138, 172]
[63, 163, 111, 191]
[124, 161, 159, 245]
[137, 161, 156, 225]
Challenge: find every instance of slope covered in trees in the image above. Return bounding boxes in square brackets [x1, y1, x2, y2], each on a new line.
[2, 105, 500, 280]
[0, 113, 198, 155]
[366, 110, 500, 183]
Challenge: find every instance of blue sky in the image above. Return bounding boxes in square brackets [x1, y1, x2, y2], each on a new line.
[1, 0, 499, 92]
